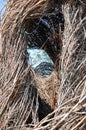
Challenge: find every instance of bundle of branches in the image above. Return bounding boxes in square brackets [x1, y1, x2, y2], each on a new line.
[0, 0, 86, 130]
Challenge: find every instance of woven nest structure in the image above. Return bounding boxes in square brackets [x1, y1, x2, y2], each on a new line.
[0, 0, 86, 130]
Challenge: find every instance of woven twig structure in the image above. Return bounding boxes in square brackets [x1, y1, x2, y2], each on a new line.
[0, 0, 86, 130]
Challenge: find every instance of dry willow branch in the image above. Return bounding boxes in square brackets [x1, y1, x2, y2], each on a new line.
[0, 0, 86, 130]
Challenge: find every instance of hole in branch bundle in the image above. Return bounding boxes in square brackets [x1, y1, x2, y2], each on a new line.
[22, 1, 64, 122]
[24, 5, 64, 76]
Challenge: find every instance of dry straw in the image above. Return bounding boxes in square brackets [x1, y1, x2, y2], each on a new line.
[0, 0, 86, 130]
